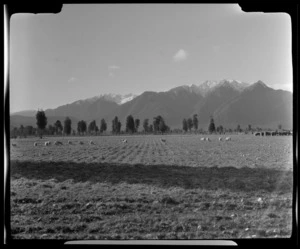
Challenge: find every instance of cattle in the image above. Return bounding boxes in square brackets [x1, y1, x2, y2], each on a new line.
[12, 143, 17, 147]
[122, 139, 127, 143]
[79, 141, 84, 145]
[68, 140, 72, 145]
[89, 140, 95, 145]
[255, 132, 260, 136]
[206, 137, 210, 141]
[200, 137, 205, 141]
[34, 142, 38, 146]
[54, 141, 63, 145]
[219, 137, 223, 141]
[45, 141, 51, 146]
[225, 137, 231, 141]
[161, 138, 166, 143]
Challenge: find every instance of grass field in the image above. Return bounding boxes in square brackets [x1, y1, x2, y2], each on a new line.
[9, 134, 293, 240]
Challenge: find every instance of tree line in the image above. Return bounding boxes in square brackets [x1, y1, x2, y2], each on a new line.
[11, 110, 171, 138]
[10, 110, 285, 138]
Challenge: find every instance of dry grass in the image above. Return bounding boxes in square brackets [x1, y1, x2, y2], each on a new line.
[9, 135, 293, 240]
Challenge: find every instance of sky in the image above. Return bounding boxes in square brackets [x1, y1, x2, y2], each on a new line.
[9, 4, 292, 113]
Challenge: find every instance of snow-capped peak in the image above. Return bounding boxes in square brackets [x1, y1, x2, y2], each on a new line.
[195, 80, 219, 96]
[100, 93, 137, 105]
[220, 79, 241, 84]
[217, 79, 249, 91]
[200, 80, 219, 88]
[119, 94, 137, 104]
[72, 93, 137, 106]
[191, 79, 250, 96]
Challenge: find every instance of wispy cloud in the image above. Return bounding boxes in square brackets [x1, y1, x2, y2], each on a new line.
[68, 77, 77, 83]
[108, 65, 120, 70]
[173, 49, 188, 62]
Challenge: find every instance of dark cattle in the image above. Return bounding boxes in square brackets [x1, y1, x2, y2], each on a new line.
[255, 132, 260, 136]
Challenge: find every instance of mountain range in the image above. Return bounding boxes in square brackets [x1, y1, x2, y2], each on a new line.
[10, 80, 293, 130]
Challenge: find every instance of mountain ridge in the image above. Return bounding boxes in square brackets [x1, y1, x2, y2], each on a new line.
[10, 80, 293, 130]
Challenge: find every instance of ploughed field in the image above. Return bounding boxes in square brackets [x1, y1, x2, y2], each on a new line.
[10, 134, 293, 240]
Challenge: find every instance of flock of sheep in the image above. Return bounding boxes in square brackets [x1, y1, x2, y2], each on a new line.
[41, 140, 96, 146]
[201, 137, 232, 142]
[34, 139, 127, 147]
[11, 136, 232, 147]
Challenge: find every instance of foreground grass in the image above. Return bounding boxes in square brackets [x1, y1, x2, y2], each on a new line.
[10, 160, 293, 240]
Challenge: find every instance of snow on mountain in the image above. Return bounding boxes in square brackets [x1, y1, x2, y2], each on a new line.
[217, 79, 250, 92]
[119, 94, 137, 104]
[194, 79, 249, 97]
[196, 80, 219, 96]
[201, 80, 219, 88]
[100, 93, 138, 105]
[71, 93, 137, 105]
[169, 79, 250, 97]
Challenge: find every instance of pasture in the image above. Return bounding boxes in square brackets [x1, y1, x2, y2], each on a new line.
[9, 134, 293, 239]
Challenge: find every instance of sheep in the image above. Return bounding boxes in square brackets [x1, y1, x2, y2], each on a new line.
[45, 141, 51, 146]
[206, 137, 210, 141]
[225, 137, 231, 141]
[12, 143, 17, 147]
[54, 141, 63, 145]
[122, 139, 127, 143]
[161, 138, 166, 143]
[200, 137, 205, 141]
[219, 137, 223, 141]
[34, 142, 38, 146]
[68, 140, 72, 145]
[89, 140, 95, 145]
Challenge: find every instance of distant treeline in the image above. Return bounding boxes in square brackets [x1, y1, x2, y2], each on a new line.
[10, 110, 290, 138]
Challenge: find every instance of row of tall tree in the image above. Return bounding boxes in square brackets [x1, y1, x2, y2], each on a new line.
[182, 116, 261, 134]
[11, 110, 285, 137]
[30, 111, 171, 137]
[182, 114, 198, 132]
[112, 115, 170, 134]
